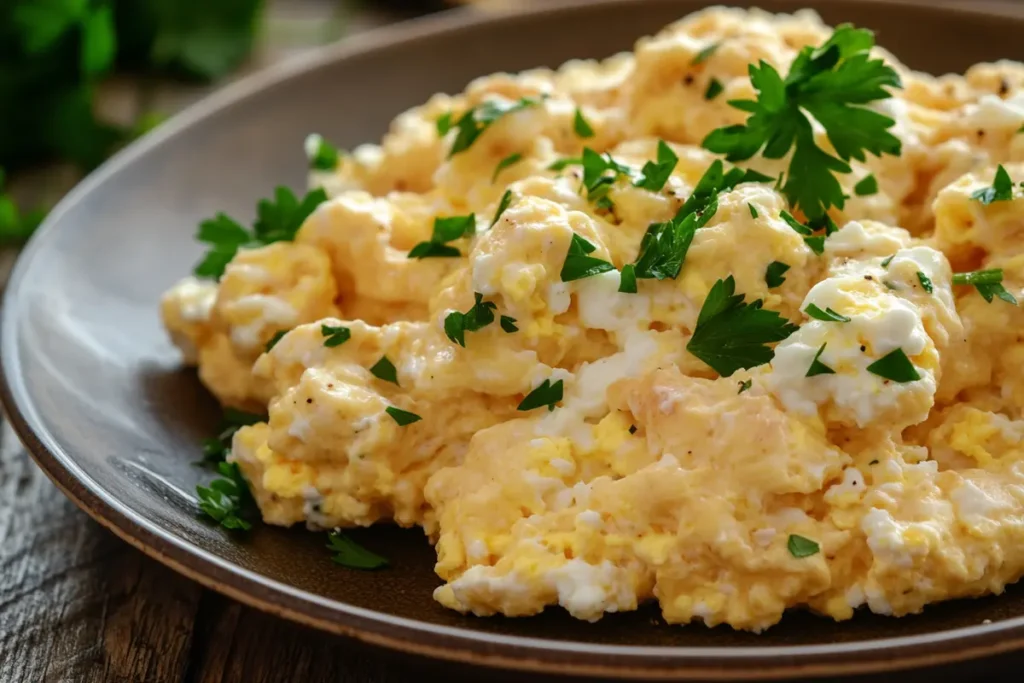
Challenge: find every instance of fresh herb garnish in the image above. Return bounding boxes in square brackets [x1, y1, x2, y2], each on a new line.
[738, 379, 752, 394]
[321, 324, 351, 348]
[916, 271, 933, 294]
[573, 108, 595, 138]
[201, 409, 264, 465]
[500, 315, 518, 333]
[788, 534, 820, 558]
[580, 147, 635, 209]
[765, 261, 790, 288]
[492, 153, 523, 183]
[194, 187, 328, 279]
[196, 462, 254, 530]
[305, 133, 340, 171]
[444, 293, 498, 347]
[806, 343, 836, 377]
[803, 236, 826, 255]
[618, 263, 638, 294]
[436, 111, 453, 136]
[447, 96, 541, 157]
[0, 170, 46, 244]
[633, 140, 679, 192]
[327, 531, 389, 570]
[702, 25, 902, 221]
[492, 189, 514, 226]
[548, 156, 582, 171]
[686, 275, 799, 377]
[952, 268, 1017, 304]
[370, 356, 399, 385]
[692, 42, 721, 65]
[517, 378, 563, 412]
[560, 233, 615, 282]
[704, 77, 724, 100]
[265, 330, 289, 352]
[805, 304, 851, 322]
[408, 214, 476, 259]
[971, 165, 1014, 205]
[854, 174, 878, 196]
[748, 202, 759, 219]
[866, 348, 920, 382]
[880, 254, 895, 268]
[385, 406, 422, 426]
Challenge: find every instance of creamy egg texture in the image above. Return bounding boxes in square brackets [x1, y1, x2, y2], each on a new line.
[161, 6, 1024, 632]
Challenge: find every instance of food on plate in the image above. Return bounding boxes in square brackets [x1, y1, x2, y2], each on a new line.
[161, 6, 1024, 632]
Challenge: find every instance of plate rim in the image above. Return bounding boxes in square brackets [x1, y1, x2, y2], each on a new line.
[4, 0, 1024, 678]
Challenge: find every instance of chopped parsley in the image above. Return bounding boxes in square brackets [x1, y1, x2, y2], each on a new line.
[196, 462, 254, 531]
[804, 304, 851, 322]
[573, 108, 595, 138]
[500, 315, 519, 333]
[916, 271, 933, 294]
[194, 187, 328, 279]
[691, 42, 721, 65]
[517, 378, 563, 412]
[806, 343, 836, 377]
[201, 409, 264, 465]
[447, 96, 542, 157]
[408, 214, 476, 259]
[854, 174, 878, 196]
[444, 293, 498, 347]
[748, 202, 759, 219]
[702, 25, 902, 221]
[560, 233, 615, 282]
[880, 254, 895, 268]
[304, 133, 340, 171]
[738, 379, 752, 394]
[618, 263, 638, 294]
[435, 111, 453, 136]
[686, 275, 799, 377]
[327, 531, 389, 570]
[492, 153, 523, 183]
[492, 189, 514, 226]
[385, 406, 422, 427]
[264, 330, 288, 352]
[803, 236, 826, 255]
[704, 77, 724, 100]
[321, 324, 351, 348]
[633, 140, 679, 192]
[765, 261, 790, 288]
[580, 147, 635, 209]
[370, 356, 399, 385]
[952, 268, 1017, 305]
[971, 165, 1014, 205]
[548, 156, 582, 171]
[866, 348, 920, 383]
[787, 534, 820, 558]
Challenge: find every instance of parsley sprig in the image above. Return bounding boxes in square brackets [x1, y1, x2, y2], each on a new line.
[702, 25, 902, 221]
[196, 461, 255, 530]
[201, 408, 264, 465]
[788, 534, 820, 558]
[561, 233, 615, 282]
[305, 133, 341, 171]
[971, 165, 1015, 205]
[952, 268, 1017, 305]
[686, 275, 798, 376]
[408, 214, 476, 259]
[444, 97, 542, 157]
[866, 348, 920, 382]
[385, 406, 422, 427]
[518, 379, 563, 412]
[633, 140, 679, 192]
[445, 293, 498, 346]
[327, 531, 389, 570]
[321, 324, 351, 348]
[194, 187, 328, 279]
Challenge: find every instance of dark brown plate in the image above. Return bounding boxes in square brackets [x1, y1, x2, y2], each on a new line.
[4, 0, 1024, 679]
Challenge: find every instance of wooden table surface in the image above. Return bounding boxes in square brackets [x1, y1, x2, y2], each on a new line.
[5, 1, 1024, 681]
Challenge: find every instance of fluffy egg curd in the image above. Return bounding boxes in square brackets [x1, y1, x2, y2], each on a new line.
[162, 7, 1024, 632]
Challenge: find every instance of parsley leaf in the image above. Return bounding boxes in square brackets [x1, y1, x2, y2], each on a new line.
[444, 293, 498, 347]
[971, 165, 1015, 205]
[618, 263, 638, 294]
[385, 406, 421, 427]
[916, 271, 933, 294]
[436, 112, 453, 136]
[573, 108, 595, 138]
[787, 534, 820, 558]
[704, 77, 724, 100]
[702, 25, 902, 220]
[492, 153, 523, 183]
[692, 42, 720, 65]
[866, 348, 921, 382]
[748, 202, 759, 219]
[548, 157, 582, 172]
[854, 174, 878, 196]
[804, 236, 826, 255]
[561, 233, 615, 282]
[370, 356, 399, 385]
[201, 408, 263, 465]
[305, 133, 340, 171]
[517, 379, 563, 412]
[953, 268, 1017, 305]
[633, 140, 679, 192]
[447, 97, 541, 157]
[196, 462, 254, 530]
[408, 214, 476, 259]
[492, 189, 514, 226]
[321, 324, 351, 348]
[738, 379, 752, 394]
[580, 147, 635, 209]
[765, 261, 790, 288]
[327, 531, 389, 570]
[805, 304, 851, 322]
[500, 315, 518, 333]
[686, 275, 799, 376]
[265, 330, 288, 352]
[806, 343, 836, 377]
[880, 254, 895, 268]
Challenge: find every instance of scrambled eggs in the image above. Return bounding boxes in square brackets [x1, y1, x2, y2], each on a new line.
[161, 7, 1024, 631]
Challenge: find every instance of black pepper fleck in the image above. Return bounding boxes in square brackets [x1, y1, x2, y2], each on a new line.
[860, 345, 866, 352]
[1000, 78, 1011, 96]
[864, 275, 874, 281]
[683, 74, 695, 86]
[306, 398, 313, 404]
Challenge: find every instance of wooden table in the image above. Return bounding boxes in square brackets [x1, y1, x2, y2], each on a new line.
[5, 1, 1024, 681]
